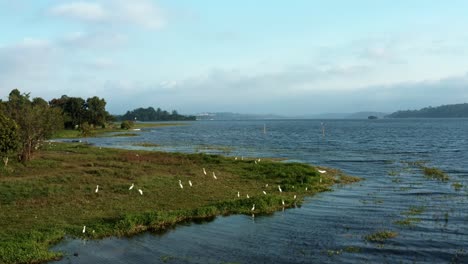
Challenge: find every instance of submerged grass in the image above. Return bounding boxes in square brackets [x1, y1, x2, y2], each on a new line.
[422, 166, 450, 181]
[364, 230, 398, 243]
[0, 142, 359, 263]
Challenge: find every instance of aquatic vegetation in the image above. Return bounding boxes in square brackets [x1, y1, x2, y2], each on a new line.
[0, 142, 359, 263]
[364, 230, 398, 243]
[132, 142, 161, 147]
[394, 218, 421, 227]
[421, 166, 450, 181]
[452, 182, 463, 191]
[344, 246, 361, 253]
[402, 206, 426, 216]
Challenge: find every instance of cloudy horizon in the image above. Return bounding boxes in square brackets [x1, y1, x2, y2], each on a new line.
[1, 0, 468, 115]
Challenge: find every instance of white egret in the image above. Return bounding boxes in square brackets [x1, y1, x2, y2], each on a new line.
[294, 195, 297, 200]
[265, 184, 269, 187]
[129, 183, 134, 190]
[282, 199, 285, 206]
[251, 204, 255, 211]
[318, 169, 326, 174]
[95, 185, 99, 193]
[138, 189, 143, 195]
[189, 180, 193, 187]
[203, 168, 207, 175]
[246, 194, 250, 198]
[212, 172, 217, 179]
[82, 225, 86, 233]
[235, 157, 238, 160]
[278, 185, 282, 192]
[237, 191, 240, 198]
[263, 191, 267, 195]
[258, 158, 261, 162]
[305, 187, 308, 191]
[179, 180, 183, 189]
[254, 160, 257, 164]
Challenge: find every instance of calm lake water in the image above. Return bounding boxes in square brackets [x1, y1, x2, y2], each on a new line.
[52, 119, 468, 263]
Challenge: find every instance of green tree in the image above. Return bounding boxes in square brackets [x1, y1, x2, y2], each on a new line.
[4, 89, 64, 161]
[86, 96, 110, 128]
[0, 112, 19, 166]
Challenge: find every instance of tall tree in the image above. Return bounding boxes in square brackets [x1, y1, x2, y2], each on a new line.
[0, 111, 19, 166]
[85, 96, 110, 127]
[4, 89, 63, 161]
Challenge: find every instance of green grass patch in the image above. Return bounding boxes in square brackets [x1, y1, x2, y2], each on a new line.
[452, 182, 463, 191]
[402, 206, 426, 216]
[394, 217, 421, 227]
[364, 230, 398, 243]
[422, 167, 449, 181]
[0, 142, 359, 263]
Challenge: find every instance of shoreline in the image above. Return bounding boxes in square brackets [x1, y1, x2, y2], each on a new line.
[0, 142, 359, 264]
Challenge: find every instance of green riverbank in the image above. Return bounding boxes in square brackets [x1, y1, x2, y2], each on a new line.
[0, 142, 359, 263]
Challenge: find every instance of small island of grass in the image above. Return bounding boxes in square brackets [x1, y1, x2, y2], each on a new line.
[0, 142, 359, 263]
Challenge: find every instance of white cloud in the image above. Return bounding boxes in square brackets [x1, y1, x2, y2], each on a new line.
[113, 0, 165, 30]
[48, 0, 166, 30]
[61, 31, 127, 49]
[49, 2, 106, 22]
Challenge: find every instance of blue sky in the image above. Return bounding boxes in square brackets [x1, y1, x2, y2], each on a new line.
[1, 0, 468, 115]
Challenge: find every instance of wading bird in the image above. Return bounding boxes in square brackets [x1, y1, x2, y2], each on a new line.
[189, 180, 192, 187]
[282, 199, 285, 206]
[246, 194, 250, 198]
[278, 185, 282, 192]
[305, 187, 308, 191]
[82, 226, 86, 233]
[129, 183, 134, 190]
[255, 160, 257, 164]
[95, 185, 99, 193]
[318, 169, 326, 174]
[294, 195, 297, 200]
[251, 204, 255, 211]
[203, 168, 207, 175]
[263, 191, 267, 195]
[179, 180, 183, 189]
[138, 189, 143, 195]
[237, 191, 240, 198]
[212, 172, 217, 179]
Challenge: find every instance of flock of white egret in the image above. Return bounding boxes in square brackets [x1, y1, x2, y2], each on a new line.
[83, 156, 327, 234]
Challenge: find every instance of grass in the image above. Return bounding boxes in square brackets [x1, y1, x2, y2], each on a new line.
[402, 206, 426, 216]
[364, 230, 398, 243]
[421, 166, 450, 181]
[51, 122, 185, 139]
[394, 218, 421, 227]
[0, 142, 359, 263]
[452, 182, 463, 191]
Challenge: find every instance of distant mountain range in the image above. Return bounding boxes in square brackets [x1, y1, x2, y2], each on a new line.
[195, 111, 389, 120]
[386, 103, 468, 118]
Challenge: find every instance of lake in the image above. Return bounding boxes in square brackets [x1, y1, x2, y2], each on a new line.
[51, 119, 468, 263]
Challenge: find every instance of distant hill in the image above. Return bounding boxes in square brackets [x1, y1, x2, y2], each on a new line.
[196, 112, 284, 120]
[387, 103, 468, 118]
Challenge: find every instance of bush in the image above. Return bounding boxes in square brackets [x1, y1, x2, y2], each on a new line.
[120, 120, 134, 130]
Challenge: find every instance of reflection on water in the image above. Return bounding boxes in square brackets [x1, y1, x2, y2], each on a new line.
[52, 119, 468, 263]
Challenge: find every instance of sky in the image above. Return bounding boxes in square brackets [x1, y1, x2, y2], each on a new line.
[1, 0, 468, 115]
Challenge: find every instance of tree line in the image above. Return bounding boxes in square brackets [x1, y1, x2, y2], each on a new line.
[0, 89, 112, 163]
[387, 103, 468, 118]
[116, 107, 196, 121]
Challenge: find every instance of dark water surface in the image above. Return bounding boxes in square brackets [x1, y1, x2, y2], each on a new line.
[52, 119, 468, 263]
